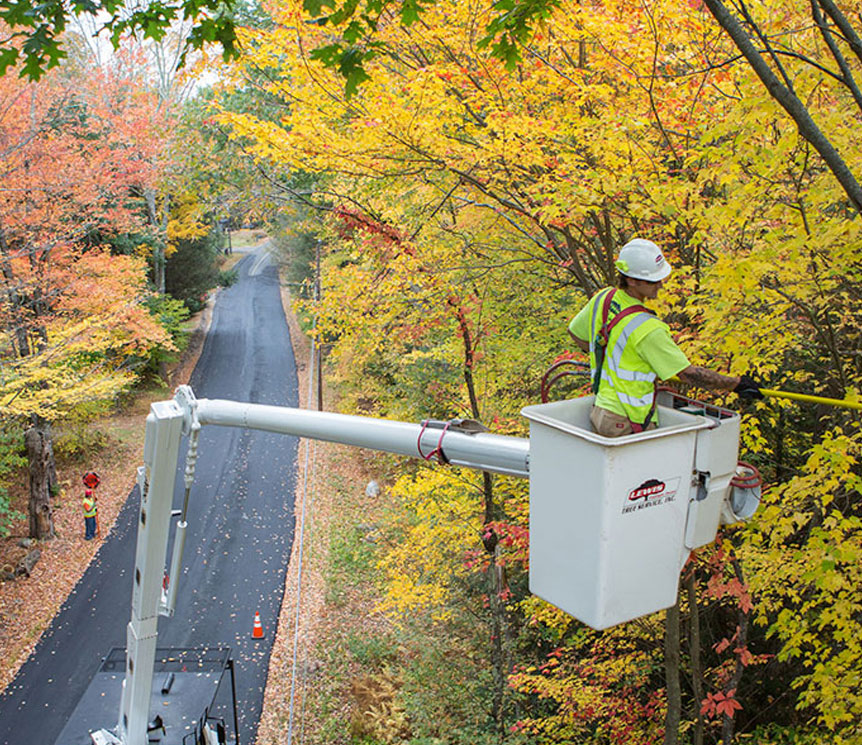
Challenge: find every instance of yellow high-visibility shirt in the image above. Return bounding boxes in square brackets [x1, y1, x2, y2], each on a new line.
[569, 288, 690, 423]
[82, 493, 97, 518]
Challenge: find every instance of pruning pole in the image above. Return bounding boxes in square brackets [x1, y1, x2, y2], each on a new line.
[759, 388, 862, 411]
[668, 377, 862, 411]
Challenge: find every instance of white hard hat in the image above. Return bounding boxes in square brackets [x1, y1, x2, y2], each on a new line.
[614, 239, 672, 282]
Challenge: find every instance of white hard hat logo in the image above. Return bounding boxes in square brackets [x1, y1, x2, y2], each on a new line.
[617, 239, 672, 282]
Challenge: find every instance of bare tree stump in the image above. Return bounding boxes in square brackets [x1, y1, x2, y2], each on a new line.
[16, 548, 41, 577]
[25, 425, 56, 540]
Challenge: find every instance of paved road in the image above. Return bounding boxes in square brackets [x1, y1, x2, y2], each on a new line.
[0, 247, 299, 744]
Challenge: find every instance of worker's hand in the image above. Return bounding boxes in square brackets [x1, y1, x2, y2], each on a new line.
[734, 374, 764, 400]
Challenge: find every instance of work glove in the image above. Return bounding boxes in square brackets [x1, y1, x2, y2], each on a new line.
[734, 373, 764, 400]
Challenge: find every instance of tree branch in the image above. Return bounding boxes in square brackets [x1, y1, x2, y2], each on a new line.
[702, 0, 862, 213]
[810, 0, 862, 111]
[817, 0, 862, 66]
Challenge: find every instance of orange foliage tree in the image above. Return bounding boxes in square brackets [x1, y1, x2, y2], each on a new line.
[0, 61, 174, 538]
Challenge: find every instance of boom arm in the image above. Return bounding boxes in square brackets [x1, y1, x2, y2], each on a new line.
[116, 385, 530, 745]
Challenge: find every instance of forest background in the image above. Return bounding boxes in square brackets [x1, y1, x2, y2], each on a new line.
[1, 0, 861, 744]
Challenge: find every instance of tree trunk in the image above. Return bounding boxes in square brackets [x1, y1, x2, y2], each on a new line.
[488, 541, 508, 738]
[452, 294, 511, 736]
[722, 558, 751, 745]
[686, 571, 705, 745]
[144, 188, 167, 294]
[663, 594, 682, 745]
[158, 206, 170, 295]
[25, 423, 56, 540]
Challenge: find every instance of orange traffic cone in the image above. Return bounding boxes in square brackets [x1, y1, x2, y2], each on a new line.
[252, 611, 265, 639]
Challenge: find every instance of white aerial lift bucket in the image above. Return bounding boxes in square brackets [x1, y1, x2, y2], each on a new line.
[521, 393, 741, 629]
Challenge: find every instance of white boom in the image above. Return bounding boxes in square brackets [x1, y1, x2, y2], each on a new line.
[114, 385, 530, 745]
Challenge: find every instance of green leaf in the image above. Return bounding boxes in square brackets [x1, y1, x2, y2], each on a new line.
[400, 0, 425, 26]
[309, 42, 344, 67]
[69, 0, 102, 13]
[338, 46, 370, 98]
[0, 47, 19, 77]
[328, 0, 360, 26]
[341, 19, 365, 44]
[21, 49, 46, 80]
[303, 0, 336, 16]
[1, 0, 41, 28]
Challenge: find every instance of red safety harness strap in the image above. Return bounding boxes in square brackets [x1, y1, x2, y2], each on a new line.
[591, 289, 652, 390]
[591, 288, 656, 431]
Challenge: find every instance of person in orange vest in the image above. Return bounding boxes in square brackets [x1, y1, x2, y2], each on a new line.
[82, 471, 100, 540]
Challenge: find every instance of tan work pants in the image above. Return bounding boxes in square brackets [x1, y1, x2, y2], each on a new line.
[590, 405, 656, 438]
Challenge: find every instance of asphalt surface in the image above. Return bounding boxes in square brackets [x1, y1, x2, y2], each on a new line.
[0, 244, 299, 745]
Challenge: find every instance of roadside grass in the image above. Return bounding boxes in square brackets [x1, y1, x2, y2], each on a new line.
[216, 251, 245, 272]
[293, 449, 410, 745]
[346, 630, 399, 667]
[325, 496, 377, 607]
[227, 228, 268, 250]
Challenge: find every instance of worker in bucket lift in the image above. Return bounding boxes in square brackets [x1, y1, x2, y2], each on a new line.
[568, 238, 763, 438]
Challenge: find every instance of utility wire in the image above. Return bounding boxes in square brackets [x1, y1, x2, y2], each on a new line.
[287, 248, 321, 745]
[295, 433, 317, 745]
